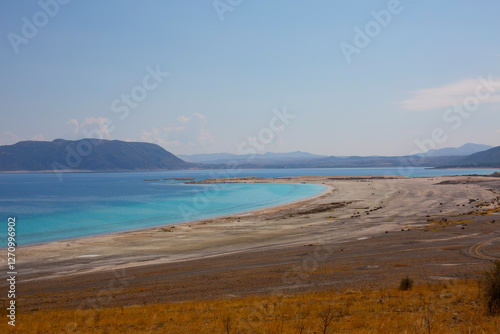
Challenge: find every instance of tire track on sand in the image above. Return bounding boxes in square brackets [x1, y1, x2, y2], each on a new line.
[466, 237, 500, 261]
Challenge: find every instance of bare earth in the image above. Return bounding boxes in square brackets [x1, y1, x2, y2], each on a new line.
[4, 175, 500, 311]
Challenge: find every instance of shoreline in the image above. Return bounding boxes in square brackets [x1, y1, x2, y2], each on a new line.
[6, 174, 500, 312]
[15, 181, 330, 248]
[1, 166, 499, 174]
[14, 175, 406, 274]
[10, 174, 475, 267]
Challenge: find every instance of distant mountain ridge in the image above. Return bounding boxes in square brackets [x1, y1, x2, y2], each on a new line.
[179, 143, 497, 169]
[0, 139, 191, 171]
[422, 143, 493, 157]
[453, 146, 500, 167]
[179, 151, 326, 164]
[1, 140, 498, 171]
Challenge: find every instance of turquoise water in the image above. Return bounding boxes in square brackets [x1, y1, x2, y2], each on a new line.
[0, 172, 325, 246]
[1, 167, 498, 246]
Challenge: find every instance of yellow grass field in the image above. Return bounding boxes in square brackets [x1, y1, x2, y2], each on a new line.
[2, 279, 499, 334]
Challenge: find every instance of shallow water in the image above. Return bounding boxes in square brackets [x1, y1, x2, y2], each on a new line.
[1, 167, 497, 246]
[0, 172, 325, 245]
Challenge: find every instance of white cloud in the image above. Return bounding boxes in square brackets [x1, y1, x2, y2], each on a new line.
[139, 113, 214, 150]
[82, 117, 113, 139]
[0, 132, 46, 145]
[0, 131, 23, 145]
[67, 118, 79, 135]
[176, 115, 190, 123]
[31, 134, 45, 141]
[399, 78, 500, 111]
[66, 117, 114, 140]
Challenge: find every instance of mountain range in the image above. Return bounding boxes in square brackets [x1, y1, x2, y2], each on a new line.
[178, 151, 326, 164]
[421, 143, 493, 157]
[446, 146, 500, 168]
[0, 139, 191, 172]
[180, 143, 498, 168]
[0, 140, 499, 172]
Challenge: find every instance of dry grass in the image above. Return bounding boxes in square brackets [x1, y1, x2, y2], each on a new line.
[2, 279, 500, 333]
[426, 219, 474, 230]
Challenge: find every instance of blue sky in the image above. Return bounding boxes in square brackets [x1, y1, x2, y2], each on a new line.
[1, 0, 500, 156]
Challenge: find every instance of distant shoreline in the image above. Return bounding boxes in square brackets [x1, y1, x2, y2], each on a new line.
[11, 174, 500, 312]
[1, 166, 499, 174]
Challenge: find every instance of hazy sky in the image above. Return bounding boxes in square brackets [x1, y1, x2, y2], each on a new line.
[1, 1, 500, 156]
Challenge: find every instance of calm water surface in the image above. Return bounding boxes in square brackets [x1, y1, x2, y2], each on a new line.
[1, 167, 498, 245]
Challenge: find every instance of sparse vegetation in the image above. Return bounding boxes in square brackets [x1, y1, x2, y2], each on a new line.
[400, 276, 414, 291]
[481, 260, 500, 315]
[3, 279, 500, 333]
[221, 312, 233, 334]
[317, 302, 335, 334]
[293, 303, 310, 334]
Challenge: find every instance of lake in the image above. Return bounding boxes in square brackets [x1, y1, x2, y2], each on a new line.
[1, 167, 498, 246]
